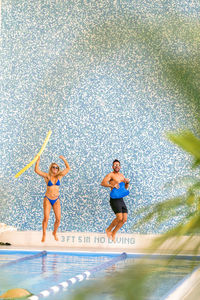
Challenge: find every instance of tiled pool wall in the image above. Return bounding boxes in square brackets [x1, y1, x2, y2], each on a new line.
[1, 0, 199, 233]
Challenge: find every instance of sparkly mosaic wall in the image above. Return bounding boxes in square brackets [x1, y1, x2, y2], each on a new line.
[1, 1, 199, 234]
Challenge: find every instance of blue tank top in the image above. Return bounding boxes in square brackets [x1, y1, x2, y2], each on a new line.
[110, 182, 129, 199]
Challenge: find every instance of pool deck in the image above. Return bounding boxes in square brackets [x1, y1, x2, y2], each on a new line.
[1, 230, 200, 256]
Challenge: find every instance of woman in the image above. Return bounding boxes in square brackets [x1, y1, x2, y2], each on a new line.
[35, 155, 70, 242]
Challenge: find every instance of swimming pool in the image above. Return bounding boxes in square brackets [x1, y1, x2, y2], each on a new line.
[0, 250, 200, 300]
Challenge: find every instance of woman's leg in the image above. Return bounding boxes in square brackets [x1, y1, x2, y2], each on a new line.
[42, 197, 52, 242]
[52, 199, 61, 241]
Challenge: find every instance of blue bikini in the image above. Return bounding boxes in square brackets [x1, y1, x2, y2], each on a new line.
[47, 179, 60, 187]
[45, 179, 61, 206]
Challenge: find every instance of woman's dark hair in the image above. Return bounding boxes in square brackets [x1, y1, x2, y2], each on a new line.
[112, 159, 120, 165]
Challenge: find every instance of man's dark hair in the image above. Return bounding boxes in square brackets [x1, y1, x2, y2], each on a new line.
[113, 159, 120, 166]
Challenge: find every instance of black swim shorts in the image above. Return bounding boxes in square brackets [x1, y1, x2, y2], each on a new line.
[110, 197, 128, 214]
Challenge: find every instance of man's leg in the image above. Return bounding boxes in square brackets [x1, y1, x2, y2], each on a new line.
[111, 213, 127, 242]
[106, 198, 122, 239]
[106, 216, 119, 239]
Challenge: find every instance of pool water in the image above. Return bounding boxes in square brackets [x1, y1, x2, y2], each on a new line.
[0, 251, 199, 300]
[0, 251, 124, 299]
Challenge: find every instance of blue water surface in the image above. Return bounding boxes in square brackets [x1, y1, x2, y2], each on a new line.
[0, 251, 200, 299]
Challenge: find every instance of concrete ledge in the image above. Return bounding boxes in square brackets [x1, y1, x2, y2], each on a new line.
[163, 265, 200, 300]
[1, 231, 200, 255]
[0, 223, 17, 233]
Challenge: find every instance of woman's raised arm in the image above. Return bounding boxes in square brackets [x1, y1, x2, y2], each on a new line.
[58, 155, 70, 177]
[34, 156, 48, 178]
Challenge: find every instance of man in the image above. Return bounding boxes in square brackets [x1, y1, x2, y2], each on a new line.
[101, 159, 130, 242]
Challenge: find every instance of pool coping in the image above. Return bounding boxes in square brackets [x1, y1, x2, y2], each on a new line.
[162, 263, 200, 300]
[1, 231, 200, 256]
[1, 245, 200, 259]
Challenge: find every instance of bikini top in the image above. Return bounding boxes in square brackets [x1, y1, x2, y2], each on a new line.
[47, 179, 61, 186]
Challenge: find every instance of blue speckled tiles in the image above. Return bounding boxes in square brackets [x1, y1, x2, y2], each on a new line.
[1, 0, 200, 234]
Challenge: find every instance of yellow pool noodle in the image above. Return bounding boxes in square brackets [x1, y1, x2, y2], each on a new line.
[14, 130, 52, 178]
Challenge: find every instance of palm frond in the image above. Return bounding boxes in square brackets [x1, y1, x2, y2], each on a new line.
[167, 131, 200, 166]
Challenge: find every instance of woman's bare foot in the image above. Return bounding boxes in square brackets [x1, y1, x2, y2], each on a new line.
[52, 231, 59, 241]
[106, 229, 112, 240]
[41, 234, 46, 242]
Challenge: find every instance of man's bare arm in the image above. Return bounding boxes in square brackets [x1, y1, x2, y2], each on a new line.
[123, 178, 130, 189]
[101, 173, 113, 188]
[101, 173, 120, 189]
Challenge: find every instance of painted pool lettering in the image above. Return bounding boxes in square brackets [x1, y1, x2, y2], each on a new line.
[60, 235, 135, 245]
[78, 236, 91, 243]
[94, 236, 106, 243]
[61, 236, 91, 243]
[93, 236, 135, 244]
[108, 237, 135, 244]
[61, 236, 76, 243]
